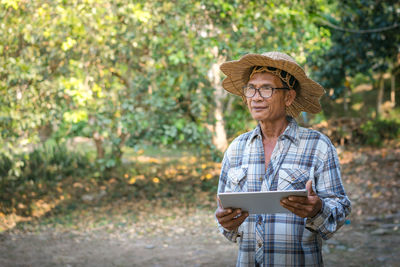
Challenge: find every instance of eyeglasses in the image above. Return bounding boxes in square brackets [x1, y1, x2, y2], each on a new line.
[243, 85, 290, 99]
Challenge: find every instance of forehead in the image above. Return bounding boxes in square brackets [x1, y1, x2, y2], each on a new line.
[247, 72, 282, 86]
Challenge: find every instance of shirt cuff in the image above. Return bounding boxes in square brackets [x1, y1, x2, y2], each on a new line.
[219, 225, 243, 243]
[305, 199, 328, 231]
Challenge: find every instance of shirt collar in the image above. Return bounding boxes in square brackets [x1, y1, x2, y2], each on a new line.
[281, 116, 299, 146]
[249, 116, 300, 146]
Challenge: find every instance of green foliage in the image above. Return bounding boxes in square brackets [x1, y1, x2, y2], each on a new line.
[307, 0, 400, 99]
[309, 112, 327, 125]
[0, 141, 92, 183]
[224, 98, 253, 138]
[0, 141, 94, 215]
[360, 119, 400, 146]
[24, 144, 91, 180]
[0, 153, 13, 177]
[1, 0, 398, 186]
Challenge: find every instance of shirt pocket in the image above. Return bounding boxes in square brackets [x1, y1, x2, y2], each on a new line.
[278, 168, 309, 190]
[225, 167, 247, 192]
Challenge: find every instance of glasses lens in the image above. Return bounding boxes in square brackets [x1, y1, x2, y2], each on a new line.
[244, 86, 255, 97]
[259, 87, 273, 98]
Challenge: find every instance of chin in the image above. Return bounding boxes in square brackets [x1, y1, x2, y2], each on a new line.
[252, 113, 286, 122]
[252, 114, 269, 121]
[250, 110, 267, 120]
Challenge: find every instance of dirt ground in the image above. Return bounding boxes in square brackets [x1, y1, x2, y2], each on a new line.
[1, 146, 399, 267]
[0, 210, 399, 267]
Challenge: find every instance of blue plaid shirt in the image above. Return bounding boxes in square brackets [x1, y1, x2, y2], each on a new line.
[217, 117, 351, 266]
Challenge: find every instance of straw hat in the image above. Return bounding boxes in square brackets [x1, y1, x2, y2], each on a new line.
[220, 52, 326, 118]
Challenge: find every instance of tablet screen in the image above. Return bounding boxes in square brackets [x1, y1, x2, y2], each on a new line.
[218, 190, 307, 214]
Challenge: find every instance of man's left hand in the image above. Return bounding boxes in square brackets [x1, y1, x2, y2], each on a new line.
[280, 180, 322, 218]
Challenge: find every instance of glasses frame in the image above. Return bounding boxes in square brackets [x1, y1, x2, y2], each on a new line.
[243, 85, 290, 99]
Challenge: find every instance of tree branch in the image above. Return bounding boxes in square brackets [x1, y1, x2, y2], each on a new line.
[110, 68, 130, 88]
[318, 19, 399, 34]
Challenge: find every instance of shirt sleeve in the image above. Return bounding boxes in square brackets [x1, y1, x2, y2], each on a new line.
[305, 142, 351, 240]
[215, 150, 242, 243]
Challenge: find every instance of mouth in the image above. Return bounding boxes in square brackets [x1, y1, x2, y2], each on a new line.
[252, 106, 268, 111]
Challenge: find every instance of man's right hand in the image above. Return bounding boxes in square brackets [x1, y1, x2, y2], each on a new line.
[215, 197, 249, 231]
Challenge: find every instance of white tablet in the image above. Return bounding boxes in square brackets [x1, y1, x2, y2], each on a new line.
[218, 190, 307, 214]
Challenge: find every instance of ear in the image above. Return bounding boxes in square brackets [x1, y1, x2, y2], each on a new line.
[285, 90, 296, 106]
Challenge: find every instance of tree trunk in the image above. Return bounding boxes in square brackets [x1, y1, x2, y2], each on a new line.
[213, 101, 228, 152]
[93, 132, 105, 159]
[343, 86, 348, 112]
[376, 74, 384, 118]
[38, 123, 52, 143]
[391, 73, 395, 107]
[208, 48, 228, 152]
[111, 131, 130, 163]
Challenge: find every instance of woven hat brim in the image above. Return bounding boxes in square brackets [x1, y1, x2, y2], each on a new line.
[220, 53, 326, 117]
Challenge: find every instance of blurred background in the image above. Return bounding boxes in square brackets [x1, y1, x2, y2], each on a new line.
[0, 0, 399, 266]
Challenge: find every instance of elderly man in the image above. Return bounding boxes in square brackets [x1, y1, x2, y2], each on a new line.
[215, 52, 351, 266]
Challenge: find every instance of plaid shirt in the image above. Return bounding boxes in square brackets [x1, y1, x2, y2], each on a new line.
[217, 117, 351, 267]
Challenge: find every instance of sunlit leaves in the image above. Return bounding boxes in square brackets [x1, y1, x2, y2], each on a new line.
[131, 3, 151, 23]
[63, 110, 88, 124]
[0, 0, 351, 174]
[61, 38, 77, 51]
[1, 0, 20, 10]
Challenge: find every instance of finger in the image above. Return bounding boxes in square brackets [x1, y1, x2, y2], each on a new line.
[280, 201, 296, 214]
[219, 208, 242, 223]
[218, 208, 243, 223]
[280, 202, 306, 218]
[235, 211, 249, 225]
[216, 196, 223, 208]
[281, 199, 306, 210]
[306, 180, 316, 196]
[215, 207, 233, 218]
[215, 196, 233, 218]
[223, 212, 249, 229]
[286, 195, 308, 203]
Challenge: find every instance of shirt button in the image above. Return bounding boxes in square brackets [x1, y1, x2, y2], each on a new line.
[259, 177, 263, 182]
[258, 241, 263, 248]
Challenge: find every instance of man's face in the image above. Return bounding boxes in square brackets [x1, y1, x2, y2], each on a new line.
[245, 72, 291, 122]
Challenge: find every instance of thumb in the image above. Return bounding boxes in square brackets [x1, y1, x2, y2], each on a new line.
[216, 195, 223, 208]
[306, 180, 316, 196]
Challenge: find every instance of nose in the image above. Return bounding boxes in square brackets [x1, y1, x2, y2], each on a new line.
[252, 89, 264, 101]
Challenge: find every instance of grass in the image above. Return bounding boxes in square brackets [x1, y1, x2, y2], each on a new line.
[0, 146, 219, 234]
